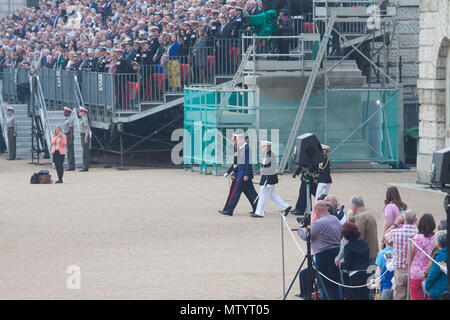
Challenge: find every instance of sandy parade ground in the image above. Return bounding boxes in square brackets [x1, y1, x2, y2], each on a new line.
[0, 153, 447, 300]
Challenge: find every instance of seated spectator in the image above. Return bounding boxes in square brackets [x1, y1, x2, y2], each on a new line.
[425, 230, 448, 300]
[409, 213, 436, 300]
[340, 222, 371, 300]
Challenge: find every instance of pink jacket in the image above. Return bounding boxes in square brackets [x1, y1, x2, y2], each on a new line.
[51, 133, 67, 155]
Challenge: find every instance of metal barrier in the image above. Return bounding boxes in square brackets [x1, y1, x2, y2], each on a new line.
[214, 38, 242, 77]
[0, 91, 9, 148]
[1, 67, 30, 103]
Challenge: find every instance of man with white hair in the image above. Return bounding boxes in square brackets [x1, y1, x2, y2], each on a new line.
[385, 209, 418, 300]
[219, 134, 258, 216]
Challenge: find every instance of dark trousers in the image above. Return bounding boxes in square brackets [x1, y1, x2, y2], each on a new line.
[294, 180, 317, 215]
[53, 150, 65, 181]
[347, 271, 370, 300]
[277, 40, 290, 60]
[223, 178, 258, 213]
[66, 138, 75, 170]
[7, 127, 16, 160]
[81, 133, 89, 170]
[315, 247, 342, 300]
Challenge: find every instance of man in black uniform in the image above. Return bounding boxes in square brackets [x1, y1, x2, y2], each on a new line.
[290, 163, 319, 216]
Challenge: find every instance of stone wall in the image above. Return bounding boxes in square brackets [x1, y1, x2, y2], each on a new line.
[417, 0, 450, 183]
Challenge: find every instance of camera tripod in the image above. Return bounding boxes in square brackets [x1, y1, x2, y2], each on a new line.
[282, 169, 329, 300]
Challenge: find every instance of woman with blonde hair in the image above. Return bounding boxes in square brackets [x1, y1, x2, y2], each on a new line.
[51, 126, 67, 184]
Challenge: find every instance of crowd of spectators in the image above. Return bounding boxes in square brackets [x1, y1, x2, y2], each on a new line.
[295, 186, 448, 300]
[0, 0, 285, 78]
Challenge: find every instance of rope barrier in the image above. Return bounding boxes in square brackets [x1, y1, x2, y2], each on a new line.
[280, 213, 389, 289]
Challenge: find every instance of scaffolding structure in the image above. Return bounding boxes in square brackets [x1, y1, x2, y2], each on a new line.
[183, 0, 403, 174]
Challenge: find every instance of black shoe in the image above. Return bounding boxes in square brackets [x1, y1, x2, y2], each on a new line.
[249, 211, 255, 215]
[65, 168, 75, 171]
[79, 169, 89, 172]
[250, 213, 263, 218]
[290, 209, 304, 216]
[218, 210, 233, 216]
[55, 180, 63, 184]
[284, 206, 292, 216]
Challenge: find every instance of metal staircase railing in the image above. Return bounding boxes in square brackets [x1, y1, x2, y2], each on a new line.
[34, 75, 53, 161]
[278, 12, 337, 173]
[0, 93, 9, 149]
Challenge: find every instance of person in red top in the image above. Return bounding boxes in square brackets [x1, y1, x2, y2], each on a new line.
[51, 126, 67, 184]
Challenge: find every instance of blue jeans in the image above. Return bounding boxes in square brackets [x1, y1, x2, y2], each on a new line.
[315, 247, 342, 300]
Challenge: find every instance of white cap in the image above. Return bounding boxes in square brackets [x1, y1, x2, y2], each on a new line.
[80, 106, 88, 113]
[7, 106, 14, 111]
[321, 144, 330, 150]
[260, 140, 272, 146]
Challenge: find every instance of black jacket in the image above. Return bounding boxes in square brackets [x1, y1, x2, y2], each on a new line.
[317, 155, 332, 184]
[341, 239, 370, 272]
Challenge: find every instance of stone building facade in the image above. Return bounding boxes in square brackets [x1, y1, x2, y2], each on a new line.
[417, 0, 450, 182]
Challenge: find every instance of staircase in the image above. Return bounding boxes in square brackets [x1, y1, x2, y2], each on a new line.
[9, 104, 32, 160]
[47, 110, 83, 167]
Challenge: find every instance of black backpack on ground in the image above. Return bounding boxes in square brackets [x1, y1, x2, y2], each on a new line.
[30, 173, 40, 184]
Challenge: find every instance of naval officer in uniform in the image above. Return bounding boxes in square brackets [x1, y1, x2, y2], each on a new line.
[63, 107, 75, 171]
[315, 144, 332, 200]
[6, 106, 17, 160]
[79, 106, 90, 172]
[219, 134, 258, 216]
[251, 140, 291, 218]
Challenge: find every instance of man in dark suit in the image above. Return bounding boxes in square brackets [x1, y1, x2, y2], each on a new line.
[215, 16, 233, 75]
[220, 134, 259, 216]
[219, 134, 258, 216]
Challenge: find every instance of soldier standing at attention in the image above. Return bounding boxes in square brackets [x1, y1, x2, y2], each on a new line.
[79, 106, 90, 172]
[63, 107, 75, 171]
[6, 106, 17, 160]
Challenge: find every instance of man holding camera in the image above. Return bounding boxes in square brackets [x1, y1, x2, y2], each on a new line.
[296, 200, 342, 299]
[277, 9, 292, 60]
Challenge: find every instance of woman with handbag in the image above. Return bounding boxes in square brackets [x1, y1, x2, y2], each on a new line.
[51, 126, 67, 184]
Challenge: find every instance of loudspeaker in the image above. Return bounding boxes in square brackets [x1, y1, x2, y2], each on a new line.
[294, 133, 324, 167]
[431, 147, 450, 184]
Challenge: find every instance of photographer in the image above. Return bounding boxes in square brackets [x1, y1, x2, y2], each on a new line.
[296, 200, 342, 300]
[276, 9, 292, 60]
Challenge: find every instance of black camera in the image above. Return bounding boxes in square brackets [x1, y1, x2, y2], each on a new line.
[296, 215, 310, 228]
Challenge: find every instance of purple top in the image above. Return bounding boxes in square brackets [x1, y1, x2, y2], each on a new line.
[383, 203, 401, 226]
[298, 213, 342, 255]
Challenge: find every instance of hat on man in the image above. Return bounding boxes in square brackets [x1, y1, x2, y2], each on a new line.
[321, 144, 330, 150]
[64, 106, 72, 113]
[7, 106, 14, 112]
[80, 106, 88, 113]
[260, 140, 272, 147]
